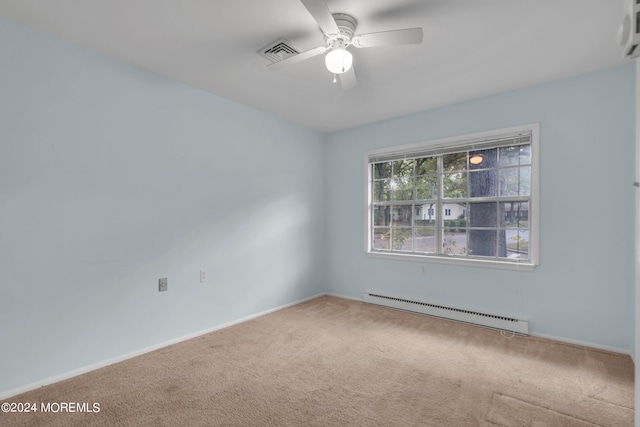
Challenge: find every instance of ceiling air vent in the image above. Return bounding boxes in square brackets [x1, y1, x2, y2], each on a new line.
[258, 38, 299, 63]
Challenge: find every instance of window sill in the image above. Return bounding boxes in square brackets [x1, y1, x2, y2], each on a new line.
[366, 251, 536, 272]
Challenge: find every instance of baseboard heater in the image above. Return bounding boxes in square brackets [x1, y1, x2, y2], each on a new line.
[363, 292, 528, 335]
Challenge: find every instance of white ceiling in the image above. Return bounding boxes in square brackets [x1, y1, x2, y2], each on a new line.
[0, 0, 630, 133]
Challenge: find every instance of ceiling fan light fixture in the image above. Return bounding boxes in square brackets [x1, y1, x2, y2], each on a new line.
[325, 48, 353, 74]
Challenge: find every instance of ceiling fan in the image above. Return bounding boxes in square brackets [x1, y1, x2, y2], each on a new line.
[268, 0, 424, 90]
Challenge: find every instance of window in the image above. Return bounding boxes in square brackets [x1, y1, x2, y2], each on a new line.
[365, 124, 539, 271]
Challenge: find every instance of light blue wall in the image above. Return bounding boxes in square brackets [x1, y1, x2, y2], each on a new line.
[0, 19, 325, 394]
[324, 64, 636, 352]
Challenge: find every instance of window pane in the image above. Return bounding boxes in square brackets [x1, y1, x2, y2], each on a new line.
[414, 228, 436, 253]
[443, 210, 466, 229]
[499, 146, 520, 167]
[416, 156, 437, 175]
[393, 159, 414, 178]
[500, 144, 531, 167]
[442, 203, 466, 222]
[469, 202, 497, 227]
[500, 202, 528, 228]
[443, 152, 467, 172]
[391, 159, 415, 201]
[506, 229, 529, 260]
[519, 145, 531, 165]
[373, 179, 391, 202]
[416, 174, 437, 200]
[469, 148, 497, 170]
[392, 228, 413, 251]
[374, 162, 392, 179]
[392, 205, 413, 227]
[468, 230, 497, 257]
[391, 177, 414, 200]
[469, 169, 497, 197]
[373, 205, 391, 227]
[415, 203, 437, 223]
[499, 166, 531, 197]
[373, 228, 390, 250]
[443, 172, 467, 198]
[443, 230, 467, 255]
[519, 166, 531, 196]
[499, 168, 519, 197]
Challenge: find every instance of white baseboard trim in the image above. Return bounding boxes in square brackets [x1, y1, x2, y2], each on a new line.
[0, 293, 324, 400]
[529, 332, 631, 357]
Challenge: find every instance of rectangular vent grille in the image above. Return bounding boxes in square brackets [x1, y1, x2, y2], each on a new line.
[363, 292, 528, 335]
[258, 38, 299, 63]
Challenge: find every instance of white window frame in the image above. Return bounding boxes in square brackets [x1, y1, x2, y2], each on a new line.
[364, 123, 540, 272]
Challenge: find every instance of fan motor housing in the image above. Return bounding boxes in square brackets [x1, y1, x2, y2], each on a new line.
[332, 13, 357, 40]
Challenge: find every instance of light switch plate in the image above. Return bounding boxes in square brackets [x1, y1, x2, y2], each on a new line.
[159, 277, 168, 292]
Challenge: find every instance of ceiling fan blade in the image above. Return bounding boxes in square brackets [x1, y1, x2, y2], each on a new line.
[267, 46, 327, 70]
[339, 66, 357, 90]
[352, 28, 423, 48]
[300, 0, 340, 35]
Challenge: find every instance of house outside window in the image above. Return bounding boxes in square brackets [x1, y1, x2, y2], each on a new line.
[365, 124, 539, 271]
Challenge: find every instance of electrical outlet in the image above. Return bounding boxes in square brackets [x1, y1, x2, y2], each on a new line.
[200, 269, 207, 283]
[159, 277, 168, 292]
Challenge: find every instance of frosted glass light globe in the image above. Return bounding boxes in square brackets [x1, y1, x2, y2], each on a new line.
[325, 48, 353, 74]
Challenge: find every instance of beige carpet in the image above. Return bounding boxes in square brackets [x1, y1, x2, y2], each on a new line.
[1, 295, 634, 426]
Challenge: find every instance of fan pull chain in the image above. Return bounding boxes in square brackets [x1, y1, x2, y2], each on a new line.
[332, 74, 337, 84]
